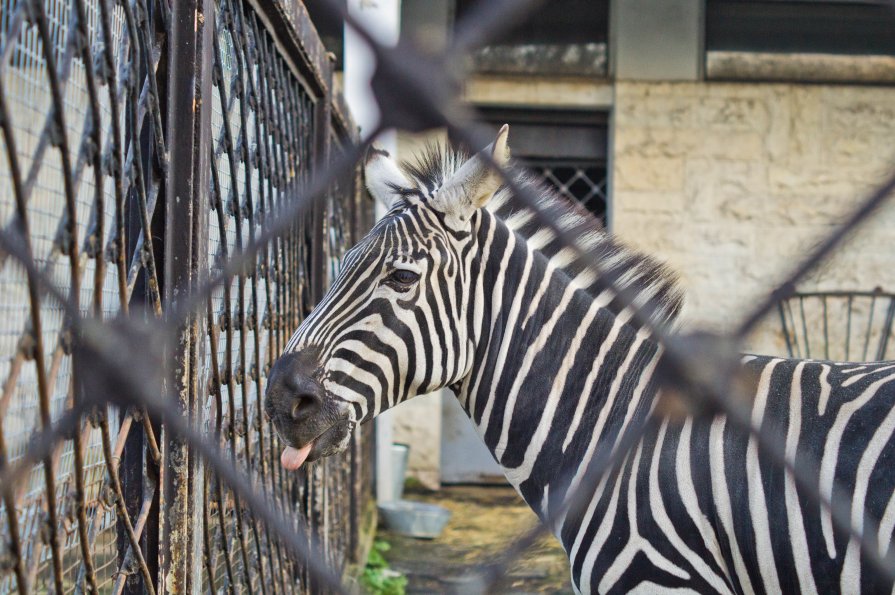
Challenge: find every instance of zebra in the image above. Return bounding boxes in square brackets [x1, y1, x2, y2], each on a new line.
[264, 125, 895, 593]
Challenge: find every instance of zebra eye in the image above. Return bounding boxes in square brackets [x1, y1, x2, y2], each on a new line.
[388, 269, 420, 286]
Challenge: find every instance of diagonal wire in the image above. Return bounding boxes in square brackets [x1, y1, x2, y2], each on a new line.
[162, 133, 376, 329]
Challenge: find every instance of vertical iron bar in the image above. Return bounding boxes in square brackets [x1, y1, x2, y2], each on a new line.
[846, 295, 854, 361]
[312, 47, 335, 591]
[822, 296, 829, 360]
[311, 64, 332, 306]
[863, 295, 877, 361]
[783, 299, 800, 358]
[206, 296, 238, 591]
[119, 0, 168, 588]
[201, 465, 219, 589]
[161, 0, 215, 591]
[777, 302, 794, 358]
[799, 296, 811, 358]
[878, 297, 895, 361]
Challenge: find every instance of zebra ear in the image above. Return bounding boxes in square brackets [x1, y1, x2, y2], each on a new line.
[435, 124, 510, 220]
[364, 146, 409, 211]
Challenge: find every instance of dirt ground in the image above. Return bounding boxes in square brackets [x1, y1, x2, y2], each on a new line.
[377, 485, 573, 594]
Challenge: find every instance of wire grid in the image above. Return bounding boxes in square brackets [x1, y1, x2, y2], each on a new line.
[1, 0, 371, 592]
[0, 0, 168, 591]
[0, 0, 894, 593]
[528, 160, 607, 220]
[201, 0, 369, 591]
[205, 0, 306, 589]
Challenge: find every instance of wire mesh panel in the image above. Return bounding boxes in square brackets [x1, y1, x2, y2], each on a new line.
[0, 0, 371, 592]
[200, 0, 370, 591]
[0, 0, 167, 592]
[527, 160, 607, 221]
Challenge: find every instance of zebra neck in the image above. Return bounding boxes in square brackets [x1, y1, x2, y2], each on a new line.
[456, 211, 663, 517]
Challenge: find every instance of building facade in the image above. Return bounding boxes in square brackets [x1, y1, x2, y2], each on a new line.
[335, 0, 895, 487]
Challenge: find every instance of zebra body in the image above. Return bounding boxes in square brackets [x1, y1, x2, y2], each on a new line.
[264, 127, 895, 593]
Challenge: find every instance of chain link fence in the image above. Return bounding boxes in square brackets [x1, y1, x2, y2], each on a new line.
[1, 0, 895, 593]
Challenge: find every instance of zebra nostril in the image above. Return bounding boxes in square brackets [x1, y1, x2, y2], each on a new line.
[291, 393, 320, 420]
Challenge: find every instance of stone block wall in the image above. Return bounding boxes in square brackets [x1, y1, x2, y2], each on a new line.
[612, 81, 895, 356]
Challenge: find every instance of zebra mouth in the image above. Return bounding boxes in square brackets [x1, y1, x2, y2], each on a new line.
[279, 419, 353, 470]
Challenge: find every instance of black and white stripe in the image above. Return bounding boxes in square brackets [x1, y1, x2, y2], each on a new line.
[270, 129, 895, 593]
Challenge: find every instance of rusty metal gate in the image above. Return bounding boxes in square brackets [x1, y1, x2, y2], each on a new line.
[0, 0, 373, 592]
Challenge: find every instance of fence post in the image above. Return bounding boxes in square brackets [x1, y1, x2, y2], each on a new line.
[311, 61, 334, 304]
[161, 0, 215, 591]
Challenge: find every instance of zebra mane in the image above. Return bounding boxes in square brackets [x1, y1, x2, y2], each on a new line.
[399, 144, 684, 327]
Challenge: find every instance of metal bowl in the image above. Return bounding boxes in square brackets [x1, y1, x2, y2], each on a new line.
[378, 500, 452, 539]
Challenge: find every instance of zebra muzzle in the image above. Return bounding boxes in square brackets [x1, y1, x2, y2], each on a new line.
[265, 348, 353, 469]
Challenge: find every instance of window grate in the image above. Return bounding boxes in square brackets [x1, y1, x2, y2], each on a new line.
[526, 161, 608, 223]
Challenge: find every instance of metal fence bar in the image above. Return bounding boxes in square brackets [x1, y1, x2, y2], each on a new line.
[161, 0, 214, 590]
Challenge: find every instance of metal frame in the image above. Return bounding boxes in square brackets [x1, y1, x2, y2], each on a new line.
[778, 289, 895, 362]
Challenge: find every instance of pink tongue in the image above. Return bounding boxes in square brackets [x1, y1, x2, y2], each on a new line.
[281, 443, 314, 470]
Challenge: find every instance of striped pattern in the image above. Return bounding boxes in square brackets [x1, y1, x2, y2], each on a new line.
[278, 142, 895, 593]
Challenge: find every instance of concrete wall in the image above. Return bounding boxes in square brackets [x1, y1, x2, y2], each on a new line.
[611, 81, 895, 355]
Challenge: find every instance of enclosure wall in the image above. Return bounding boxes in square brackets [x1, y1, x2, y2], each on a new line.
[611, 80, 895, 356]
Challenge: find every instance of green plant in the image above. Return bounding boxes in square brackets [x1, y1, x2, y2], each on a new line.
[402, 476, 424, 491]
[360, 539, 407, 595]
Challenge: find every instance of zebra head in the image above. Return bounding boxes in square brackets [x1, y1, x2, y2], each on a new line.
[265, 126, 511, 470]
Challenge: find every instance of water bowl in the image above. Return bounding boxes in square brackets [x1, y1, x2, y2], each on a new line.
[378, 500, 452, 539]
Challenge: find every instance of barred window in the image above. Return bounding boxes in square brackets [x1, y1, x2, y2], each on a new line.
[473, 107, 609, 224]
[529, 161, 607, 220]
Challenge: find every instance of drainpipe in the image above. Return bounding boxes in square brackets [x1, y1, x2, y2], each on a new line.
[344, 0, 402, 503]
